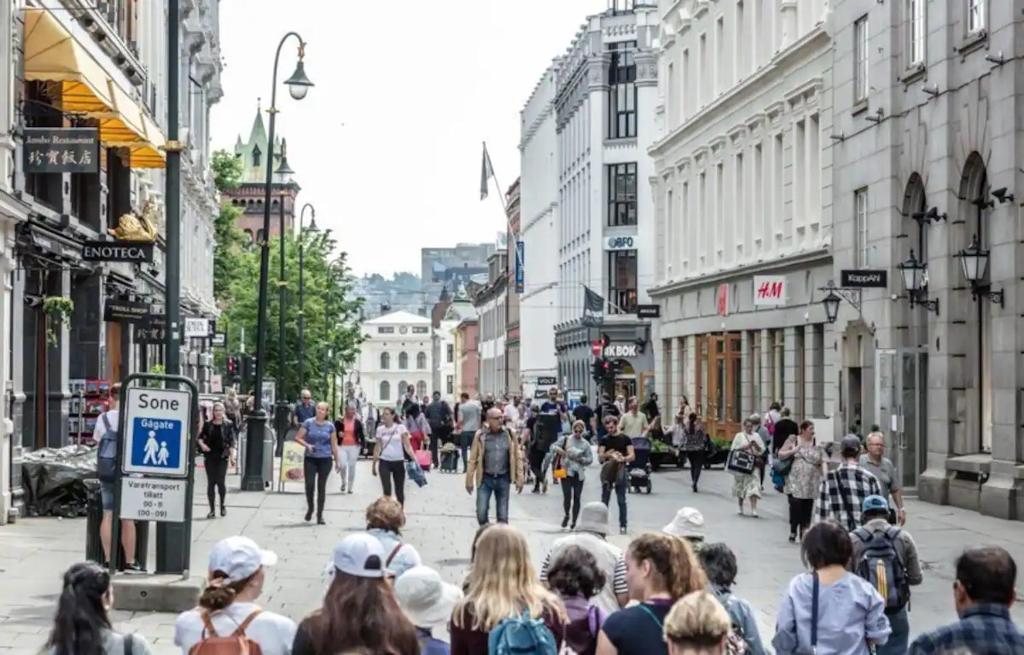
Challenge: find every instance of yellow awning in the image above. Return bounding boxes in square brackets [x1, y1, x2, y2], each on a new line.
[22, 9, 166, 168]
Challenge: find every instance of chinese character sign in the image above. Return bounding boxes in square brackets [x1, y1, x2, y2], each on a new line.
[23, 128, 99, 174]
[753, 275, 787, 307]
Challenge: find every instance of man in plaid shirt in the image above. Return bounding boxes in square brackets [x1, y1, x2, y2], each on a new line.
[909, 545, 1022, 654]
[817, 435, 881, 530]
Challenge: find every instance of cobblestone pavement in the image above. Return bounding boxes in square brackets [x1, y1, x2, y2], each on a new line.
[1, 458, 1021, 654]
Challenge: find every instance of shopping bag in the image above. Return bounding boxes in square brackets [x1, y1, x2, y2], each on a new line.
[414, 449, 432, 471]
[726, 449, 755, 475]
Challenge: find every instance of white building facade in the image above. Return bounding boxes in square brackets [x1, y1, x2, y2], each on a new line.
[474, 252, 508, 398]
[356, 311, 433, 409]
[650, 0, 836, 443]
[553, 4, 660, 403]
[519, 65, 561, 400]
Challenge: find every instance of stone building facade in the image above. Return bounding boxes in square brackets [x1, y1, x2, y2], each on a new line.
[829, 0, 1024, 519]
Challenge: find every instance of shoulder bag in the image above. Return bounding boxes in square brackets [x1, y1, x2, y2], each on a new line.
[726, 437, 756, 475]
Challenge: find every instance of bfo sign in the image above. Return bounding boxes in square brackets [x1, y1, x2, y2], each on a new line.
[753, 275, 787, 307]
[605, 236, 636, 251]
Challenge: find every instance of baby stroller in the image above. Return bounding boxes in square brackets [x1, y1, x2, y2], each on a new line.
[628, 436, 653, 494]
[439, 442, 460, 473]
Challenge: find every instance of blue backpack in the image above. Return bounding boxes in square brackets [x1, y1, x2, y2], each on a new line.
[488, 611, 558, 655]
[96, 413, 119, 483]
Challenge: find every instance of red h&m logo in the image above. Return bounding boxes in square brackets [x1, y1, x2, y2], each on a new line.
[756, 280, 784, 300]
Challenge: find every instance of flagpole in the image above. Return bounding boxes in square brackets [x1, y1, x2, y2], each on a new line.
[481, 141, 521, 279]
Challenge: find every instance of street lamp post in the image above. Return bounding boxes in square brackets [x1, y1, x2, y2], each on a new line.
[298, 203, 316, 389]
[242, 32, 314, 492]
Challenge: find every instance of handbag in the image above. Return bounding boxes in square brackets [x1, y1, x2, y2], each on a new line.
[773, 456, 794, 477]
[726, 448, 756, 475]
[552, 438, 568, 480]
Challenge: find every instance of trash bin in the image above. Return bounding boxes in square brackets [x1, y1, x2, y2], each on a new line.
[84, 479, 149, 569]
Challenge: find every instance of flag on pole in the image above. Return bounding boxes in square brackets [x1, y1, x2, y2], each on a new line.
[480, 142, 494, 200]
[582, 286, 605, 326]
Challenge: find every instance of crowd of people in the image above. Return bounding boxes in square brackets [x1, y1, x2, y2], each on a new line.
[48, 491, 1021, 655]
[80, 385, 1022, 655]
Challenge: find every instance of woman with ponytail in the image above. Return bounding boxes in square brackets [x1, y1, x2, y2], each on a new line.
[46, 561, 153, 654]
[596, 533, 707, 655]
[175, 536, 296, 654]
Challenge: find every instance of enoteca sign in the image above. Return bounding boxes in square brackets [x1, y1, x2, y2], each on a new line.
[83, 241, 155, 263]
[23, 127, 99, 173]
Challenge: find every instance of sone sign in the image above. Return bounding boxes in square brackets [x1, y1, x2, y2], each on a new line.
[121, 387, 191, 477]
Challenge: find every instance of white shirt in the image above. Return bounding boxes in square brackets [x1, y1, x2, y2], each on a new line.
[175, 602, 296, 655]
[93, 409, 121, 441]
[503, 403, 521, 425]
[376, 423, 408, 461]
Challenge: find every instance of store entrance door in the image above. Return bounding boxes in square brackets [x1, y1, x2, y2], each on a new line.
[613, 360, 637, 403]
[696, 333, 742, 442]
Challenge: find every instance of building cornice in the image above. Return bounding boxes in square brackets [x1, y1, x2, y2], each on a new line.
[649, 248, 831, 297]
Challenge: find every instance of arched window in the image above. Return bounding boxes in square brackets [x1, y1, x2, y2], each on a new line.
[416, 352, 426, 369]
[380, 352, 390, 369]
[416, 381, 427, 397]
[398, 352, 409, 369]
[398, 380, 408, 397]
[379, 381, 390, 401]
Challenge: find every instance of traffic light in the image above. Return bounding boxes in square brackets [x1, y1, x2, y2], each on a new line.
[591, 357, 615, 382]
[226, 356, 238, 376]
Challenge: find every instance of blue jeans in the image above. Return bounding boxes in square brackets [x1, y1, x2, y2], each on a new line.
[876, 607, 909, 655]
[476, 473, 511, 525]
[601, 474, 628, 528]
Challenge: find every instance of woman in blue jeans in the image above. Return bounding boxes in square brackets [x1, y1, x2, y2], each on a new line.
[295, 402, 338, 525]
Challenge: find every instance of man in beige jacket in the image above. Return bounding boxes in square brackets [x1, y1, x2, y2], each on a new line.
[466, 407, 524, 525]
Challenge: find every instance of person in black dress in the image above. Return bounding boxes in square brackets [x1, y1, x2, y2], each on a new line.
[197, 402, 237, 518]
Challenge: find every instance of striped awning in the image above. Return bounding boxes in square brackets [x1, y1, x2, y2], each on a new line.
[22, 9, 165, 168]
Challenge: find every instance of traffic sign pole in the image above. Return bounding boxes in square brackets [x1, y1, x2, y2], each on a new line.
[109, 373, 198, 578]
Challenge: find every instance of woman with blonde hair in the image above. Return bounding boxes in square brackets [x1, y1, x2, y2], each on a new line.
[663, 591, 732, 655]
[450, 524, 566, 653]
[549, 419, 594, 530]
[597, 532, 706, 655]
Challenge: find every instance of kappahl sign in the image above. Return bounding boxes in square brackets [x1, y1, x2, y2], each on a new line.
[82, 241, 154, 263]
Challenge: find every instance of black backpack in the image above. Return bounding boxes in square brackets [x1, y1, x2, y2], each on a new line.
[852, 525, 910, 613]
[96, 413, 119, 483]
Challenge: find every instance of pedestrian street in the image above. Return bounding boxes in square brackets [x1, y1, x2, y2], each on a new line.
[0, 457, 1021, 654]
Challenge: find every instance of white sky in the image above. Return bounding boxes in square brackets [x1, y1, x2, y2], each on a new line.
[211, 0, 611, 278]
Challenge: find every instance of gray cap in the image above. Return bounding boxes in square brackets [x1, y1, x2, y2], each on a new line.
[576, 502, 609, 535]
[840, 434, 863, 455]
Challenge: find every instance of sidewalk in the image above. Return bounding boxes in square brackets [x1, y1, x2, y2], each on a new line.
[0, 460, 1021, 653]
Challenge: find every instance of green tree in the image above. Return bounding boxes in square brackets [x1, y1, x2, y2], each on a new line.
[218, 229, 363, 403]
[211, 150, 247, 300]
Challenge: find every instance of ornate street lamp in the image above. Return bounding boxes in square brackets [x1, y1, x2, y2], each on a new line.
[243, 32, 313, 492]
[957, 234, 1004, 307]
[896, 249, 939, 314]
[822, 287, 841, 324]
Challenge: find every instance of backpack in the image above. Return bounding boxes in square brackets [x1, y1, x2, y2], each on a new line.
[488, 610, 558, 655]
[714, 590, 751, 655]
[852, 526, 910, 613]
[188, 610, 264, 655]
[96, 413, 119, 483]
[561, 604, 603, 655]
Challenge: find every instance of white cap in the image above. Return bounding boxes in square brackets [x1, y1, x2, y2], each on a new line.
[662, 507, 705, 539]
[332, 533, 387, 578]
[394, 566, 464, 628]
[208, 536, 278, 583]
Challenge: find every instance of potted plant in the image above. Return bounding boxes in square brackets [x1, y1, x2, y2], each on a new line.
[42, 296, 74, 347]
